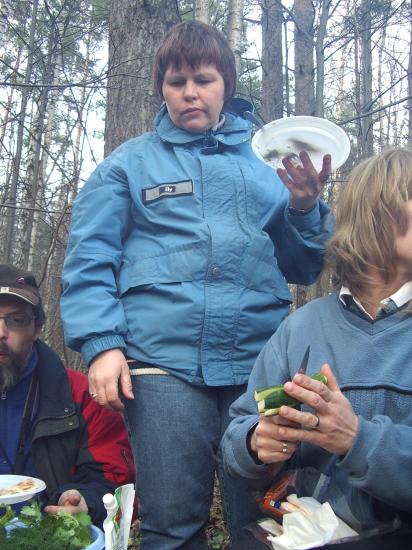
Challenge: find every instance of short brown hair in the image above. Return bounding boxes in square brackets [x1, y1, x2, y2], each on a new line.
[325, 147, 412, 302]
[153, 20, 237, 101]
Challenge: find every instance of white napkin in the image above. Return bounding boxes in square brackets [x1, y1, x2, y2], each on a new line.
[266, 497, 358, 550]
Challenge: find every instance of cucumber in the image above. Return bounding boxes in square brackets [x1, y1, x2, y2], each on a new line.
[254, 373, 328, 416]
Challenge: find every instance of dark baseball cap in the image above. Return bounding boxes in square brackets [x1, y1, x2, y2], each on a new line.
[0, 264, 40, 306]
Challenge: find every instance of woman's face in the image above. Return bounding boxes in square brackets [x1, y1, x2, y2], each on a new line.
[162, 63, 225, 133]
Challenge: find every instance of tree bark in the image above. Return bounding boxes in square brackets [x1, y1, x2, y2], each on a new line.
[408, 0, 412, 142]
[226, 0, 244, 78]
[21, 24, 54, 269]
[359, 0, 373, 157]
[314, 0, 331, 117]
[293, 0, 315, 115]
[3, 0, 39, 263]
[261, 0, 283, 122]
[194, 0, 209, 23]
[104, 0, 180, 156]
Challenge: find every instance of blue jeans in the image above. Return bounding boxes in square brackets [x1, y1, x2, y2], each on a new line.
[123, 374, 261, 549]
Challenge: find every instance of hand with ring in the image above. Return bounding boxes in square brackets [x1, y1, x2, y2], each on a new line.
[250, 414, 299, 468]
[275, 363, 359, 455]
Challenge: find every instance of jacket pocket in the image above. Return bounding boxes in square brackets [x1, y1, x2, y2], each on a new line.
[242, 253, 291, 302]
[118, 245, 208, 295]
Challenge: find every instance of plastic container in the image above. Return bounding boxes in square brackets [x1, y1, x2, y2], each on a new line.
[87, 524, 105, 549]
[103, 483, 135, 550]
[5, 520, 104, 549]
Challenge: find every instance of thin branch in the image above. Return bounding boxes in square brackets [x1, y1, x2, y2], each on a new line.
[339, 93, 412, 126]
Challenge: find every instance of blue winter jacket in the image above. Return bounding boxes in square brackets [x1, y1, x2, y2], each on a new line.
[61, 102, 334, 386]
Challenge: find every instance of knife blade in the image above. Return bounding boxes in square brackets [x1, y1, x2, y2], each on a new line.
[298, 345, 310, 375]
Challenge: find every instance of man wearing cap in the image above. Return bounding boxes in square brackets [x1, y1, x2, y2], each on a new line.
[0, 263, 135, 526]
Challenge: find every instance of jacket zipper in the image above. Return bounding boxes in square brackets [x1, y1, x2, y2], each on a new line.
[121, 448, 134, 479]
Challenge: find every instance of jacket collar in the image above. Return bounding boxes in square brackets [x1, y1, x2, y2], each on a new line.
[154, 97, 253, 146]
[33, 340, 75, 419]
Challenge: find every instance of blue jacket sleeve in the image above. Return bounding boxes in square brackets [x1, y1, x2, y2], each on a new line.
[266, 199, 335, 285]
[61, 157, 132, 364]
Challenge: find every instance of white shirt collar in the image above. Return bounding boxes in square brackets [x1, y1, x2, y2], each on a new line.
[212, 115, 226, 132]
[339, 281, 412, 319]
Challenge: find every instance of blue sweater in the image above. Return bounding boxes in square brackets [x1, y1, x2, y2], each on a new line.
[0, 349, 38, 477]
[222, 292, 412, 530]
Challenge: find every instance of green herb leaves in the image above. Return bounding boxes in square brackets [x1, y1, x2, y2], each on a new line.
[0, 501, 93, 549]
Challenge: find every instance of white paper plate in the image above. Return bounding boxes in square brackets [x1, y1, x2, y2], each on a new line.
[251, 115, 350, 172]
[0, 475, 46, 504]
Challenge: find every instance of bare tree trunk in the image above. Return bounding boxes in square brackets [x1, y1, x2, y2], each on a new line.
[359, 0, 373, 157]
[21, 25, 54, 269]
[227, 0, 244, 77]
[353, 8, 362, 163]
[3, 0, 39, 263]
[71, 21, 93, 203]
[284, 17, 291, 116]
[261, 0, 283, 122]
[292, 0, 316, 306]
[335, 41, 347, 122]
[194, 0, 209, 23]
[314, 0, 331, 117]
[104, 0, 180, 156]
[408, 0, 412, 142]
[378, 23, 387, 148]
[294, 0, 315, 115]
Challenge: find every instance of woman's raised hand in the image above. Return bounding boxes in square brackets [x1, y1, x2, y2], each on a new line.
[277, 151, 331, 212]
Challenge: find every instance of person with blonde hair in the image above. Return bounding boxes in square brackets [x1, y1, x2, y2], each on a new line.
[222, 146, 412, 534]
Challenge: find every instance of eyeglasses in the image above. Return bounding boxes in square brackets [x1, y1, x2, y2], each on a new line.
[0, 312, 35, 330]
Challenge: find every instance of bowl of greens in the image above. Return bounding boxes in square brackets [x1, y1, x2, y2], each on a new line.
[0, 501, 104, 549]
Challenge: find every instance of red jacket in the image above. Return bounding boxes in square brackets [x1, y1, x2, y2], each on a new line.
[29, 340, 136, 526]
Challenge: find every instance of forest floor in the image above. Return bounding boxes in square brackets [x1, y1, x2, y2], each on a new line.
[127, 481, 230, 549]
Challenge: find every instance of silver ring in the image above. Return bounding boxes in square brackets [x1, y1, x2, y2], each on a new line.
[312, 414, 320, 429]
[282, 442, 288, 454]
[89, 392, 98, 399]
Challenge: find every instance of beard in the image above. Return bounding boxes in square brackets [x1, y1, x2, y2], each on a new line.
[0, 343, 28, 393]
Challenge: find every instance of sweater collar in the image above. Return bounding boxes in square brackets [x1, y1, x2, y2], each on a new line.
[339, 282, 412, 320]
[154, 98, 252, 146]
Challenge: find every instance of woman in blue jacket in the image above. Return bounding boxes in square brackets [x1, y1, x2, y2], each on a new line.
[61, 20, 334, 550]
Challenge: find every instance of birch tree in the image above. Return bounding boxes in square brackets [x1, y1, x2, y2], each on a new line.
[227, 0, 244, 77]
[194, 0, 209, 22]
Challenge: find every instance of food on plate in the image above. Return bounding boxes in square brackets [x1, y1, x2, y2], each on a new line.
[254, 373, 328, 416]
[262, 139, 318, 168]
[251, 115, 351, 172]
[0, 478, 36, 496]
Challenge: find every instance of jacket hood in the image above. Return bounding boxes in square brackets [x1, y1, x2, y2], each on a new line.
[154, 97, 253, 146]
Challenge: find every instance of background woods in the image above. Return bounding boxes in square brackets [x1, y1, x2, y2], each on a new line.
[1, 0, 412, 363]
